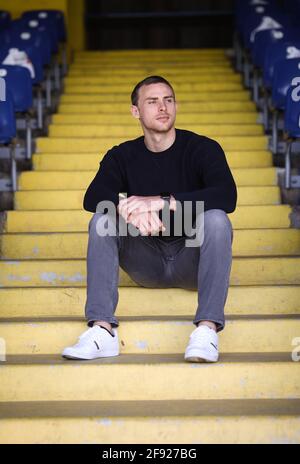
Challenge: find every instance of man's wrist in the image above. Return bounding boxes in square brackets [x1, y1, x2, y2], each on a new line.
[169, 195, 177, 211]
[160, 193, 177, 212]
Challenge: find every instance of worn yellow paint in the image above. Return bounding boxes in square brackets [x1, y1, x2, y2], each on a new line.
[1, 415, 299, 444]
[1, 318, 300, 355]
[64, 82, 243, 93]
[57, 101, 256, 113]
[0, 286, 299, 318]
[48, 124, 263, 138]
[64, 74, 243, 85]
[60, 91, 250, 103]
[3, 205, 292, 232]
[1, 359, 299, 401]
[1, 229, 299, 260]
[35, 135, 267, 152]
[18, 167, 275, 190]
[0, 257, 299, 287]
[32, 150, 272, 170]
[13, 187, 280, 210]
[52, 112, 258, 124]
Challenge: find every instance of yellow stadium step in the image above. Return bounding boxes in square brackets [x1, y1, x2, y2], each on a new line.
[72, 55, 229, 61]
[18, 168, 276, 190]
[1, 354, 299, 402]
[68, 67, 236, 76]
[75, 49, 227, 56]
[0, 257, 299, 287]
[36, 135, 268, 152]
[65, 68, 242, 82]
[13, 187, 280, 210]
[32, 151, 272, 170]
[63, 82, 243, 93]
[72, 61, 230, 68]
[3, 205, 292, 232]
[64, 74, 243, 85]
[48, 124, 263, 138]
[69, 63, 233, 72]
[1, 286, 299, 318]
[72, 54, 229, 61]
[2, 229, 299, 259]
[1, 400, 299, 444]
[58, 101, 257, 113]
[60, 91, 250, 103]
[52, 112, 258, 125]
[1, 317, 300, 355]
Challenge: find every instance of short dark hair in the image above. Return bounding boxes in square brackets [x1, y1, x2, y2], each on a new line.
[131, 75, 175, 106]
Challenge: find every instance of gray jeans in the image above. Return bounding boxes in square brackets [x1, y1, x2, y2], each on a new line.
[85, 209, 233, 333]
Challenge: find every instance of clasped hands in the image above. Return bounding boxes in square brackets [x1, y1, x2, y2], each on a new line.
[117, 195, 173, 236]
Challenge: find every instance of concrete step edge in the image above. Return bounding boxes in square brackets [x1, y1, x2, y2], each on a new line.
[1, 399, 300, 418]
[1, 352, 296, 365]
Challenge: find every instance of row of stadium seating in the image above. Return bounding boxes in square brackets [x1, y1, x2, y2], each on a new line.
[234, 0, 300, 189]
[0, 9, 67, 192]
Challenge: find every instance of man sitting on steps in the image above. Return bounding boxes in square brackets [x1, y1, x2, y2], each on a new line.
[62, 75, 237, 363]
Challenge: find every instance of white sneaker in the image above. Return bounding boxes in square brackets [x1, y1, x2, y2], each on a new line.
[184, 325, 219, 363]
[62, 325, 119, 360]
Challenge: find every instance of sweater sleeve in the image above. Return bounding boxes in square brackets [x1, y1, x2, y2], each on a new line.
[83, 149, 126, 213]
[172, 138, 237, 214]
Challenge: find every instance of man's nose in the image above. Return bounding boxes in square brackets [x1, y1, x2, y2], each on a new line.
[158, 100, 167, 111]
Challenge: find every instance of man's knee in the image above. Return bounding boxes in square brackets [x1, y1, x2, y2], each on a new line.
[203, 209, 233, 241]
[190, 209, 232, 244]
[204, 209, 231, 229]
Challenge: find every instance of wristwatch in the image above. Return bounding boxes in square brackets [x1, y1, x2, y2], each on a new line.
[160, 192, 171, 207]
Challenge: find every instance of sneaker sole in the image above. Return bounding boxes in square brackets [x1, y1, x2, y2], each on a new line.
[184, 349, 218, 363]
[185, 356, 218, 363]
[62, 350, 119, 360]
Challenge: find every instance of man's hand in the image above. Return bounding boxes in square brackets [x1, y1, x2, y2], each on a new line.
[118, 195, 164, 223]
[124, 210, 166, 236]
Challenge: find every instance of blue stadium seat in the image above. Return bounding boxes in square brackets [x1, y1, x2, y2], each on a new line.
[0, 90, 17, 191]
[285, 84, 300, 138]
[18, 18, 52, 66]
[0, 34, 44, 85]
[272, 58, 300, 110]
[270, 58, 300, 153]
[22, 9, 67, 43]
[0, 10, 11, 30]
[0, 91, 16, 144]
[250, 28, 299, 108]
[0, 64, 33, 158]
[264, 40, 300, 89]
[284, 85, 300, 188]
[253, 28, 299, 69]
[22, 9, 67, 75]
[21, 11, 59, 54]
[0, 64, 32, 111]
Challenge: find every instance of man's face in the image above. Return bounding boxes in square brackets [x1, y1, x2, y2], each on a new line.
[131, 83, 177, 133]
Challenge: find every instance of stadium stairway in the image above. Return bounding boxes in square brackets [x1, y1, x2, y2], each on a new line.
[0, 49, 300, 444]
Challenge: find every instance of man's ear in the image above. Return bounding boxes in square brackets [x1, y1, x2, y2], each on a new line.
[131, 105, 140, 119]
